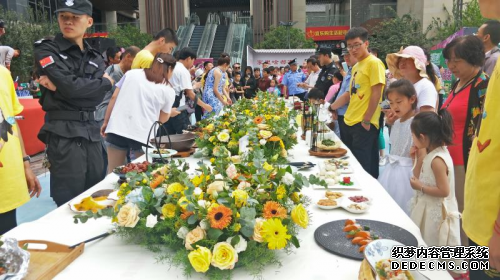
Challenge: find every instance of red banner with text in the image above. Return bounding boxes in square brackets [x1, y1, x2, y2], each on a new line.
[306, 26, 350, 41]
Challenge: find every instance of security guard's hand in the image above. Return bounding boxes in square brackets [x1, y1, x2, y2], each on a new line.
[103, 72, 114, 86]
[39, 75, 57, 91]
[24, 164, 42, 198]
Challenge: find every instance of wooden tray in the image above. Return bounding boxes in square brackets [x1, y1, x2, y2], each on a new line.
[309, 148, 347, 158]
[18, 240, 84, 280]
[173, 148, 196, 158]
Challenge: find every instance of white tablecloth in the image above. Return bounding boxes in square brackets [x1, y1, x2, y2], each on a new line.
[5, 131, 452, 280]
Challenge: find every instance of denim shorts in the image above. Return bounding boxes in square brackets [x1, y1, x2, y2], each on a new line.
[105, 133, 144, 153]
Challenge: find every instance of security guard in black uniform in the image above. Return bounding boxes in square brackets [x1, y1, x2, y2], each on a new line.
[315, 47, 339, 99]
[34, 0, 113, 206]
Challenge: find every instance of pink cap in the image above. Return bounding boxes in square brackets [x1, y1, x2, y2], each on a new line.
[401, 46, 427, 70]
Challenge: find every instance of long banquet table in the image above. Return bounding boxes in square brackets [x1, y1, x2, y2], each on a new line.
[5, 130, 452, 280]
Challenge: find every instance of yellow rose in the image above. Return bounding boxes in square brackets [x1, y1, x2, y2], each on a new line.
[185, 226, 206, 250]
[257, 123, 270, 130]
[273, 116, 280, 121]
[217, 132, 230, 142]
[263, 162, 274, 172]
[228, 140, 239, 149]
[205, 123, 215, 133]
[188, 246, 212, 273]
[276, 185, 286, 200]
[117, 203, 141, 228]
[252, 218, 265, 243]
[230, 155, 242, 164]
[211, 242, 238, 270]
[178, 196, 190, 210]
[290, 192, 300, 204]
[210, 158, 215, 163]
[161, 203, 176, 218]
[207, 181, 225, 195]
[264, 114, 272, 120]
[259, 130, 273, 139]
[291, 204, 309, 229]
[233, 223, 241, 232]
[167, 183, 185, 195]
[209, 136, 216, 142]
[191, 175, 205, 187]
[231, 189, 248, 208]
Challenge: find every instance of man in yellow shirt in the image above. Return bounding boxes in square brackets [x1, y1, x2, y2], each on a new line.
[330, 27, 385, 178]
[463, 1, 500, 278]
[131, 28, 178, 69]
[0, 65, 41, 234]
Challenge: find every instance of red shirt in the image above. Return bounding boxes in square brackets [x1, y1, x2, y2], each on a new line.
[442, 84, 472, 166]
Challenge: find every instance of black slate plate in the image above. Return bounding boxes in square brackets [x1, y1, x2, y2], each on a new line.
[314, 219, 418, 261]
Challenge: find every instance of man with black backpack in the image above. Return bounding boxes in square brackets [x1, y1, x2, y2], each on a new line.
[163, 47, 212, 135]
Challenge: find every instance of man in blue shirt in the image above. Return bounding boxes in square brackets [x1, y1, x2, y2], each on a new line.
[282, 59, 307, 100]
[330, 51, 357, 142]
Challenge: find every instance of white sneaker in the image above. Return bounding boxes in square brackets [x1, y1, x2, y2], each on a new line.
[379, 157, 387, 166]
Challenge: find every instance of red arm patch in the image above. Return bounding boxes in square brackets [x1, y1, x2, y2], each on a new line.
[39, 56, 55, 68]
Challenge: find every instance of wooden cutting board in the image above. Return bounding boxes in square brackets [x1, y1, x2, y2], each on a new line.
[18, 240, 84, 280]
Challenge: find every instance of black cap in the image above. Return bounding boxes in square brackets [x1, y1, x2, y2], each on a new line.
[319, 47, 332, 55]
[0, 20, 4, 29]
[55, 0, 93, 16]
[288, 58, 298, 66]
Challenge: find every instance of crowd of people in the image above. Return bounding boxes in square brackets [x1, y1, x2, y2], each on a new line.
[0, 0, 499, 278]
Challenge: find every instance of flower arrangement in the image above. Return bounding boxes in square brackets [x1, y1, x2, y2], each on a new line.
[75, 149, 326, 279]
[195, 92, 298, 164]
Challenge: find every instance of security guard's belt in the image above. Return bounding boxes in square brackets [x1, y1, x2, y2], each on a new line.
[47, 110, 96, 122]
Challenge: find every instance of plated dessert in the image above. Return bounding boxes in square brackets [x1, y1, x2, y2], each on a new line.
[316, 191, 371, 213]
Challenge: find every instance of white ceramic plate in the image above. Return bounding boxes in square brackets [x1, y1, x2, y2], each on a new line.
[316, 198, 342, 210]
[142, 147, 178, 158]
[313, 175, 361, 190]
[344, 194, 373, 205]
[364, 239, 428, 280]
[343, 202, 370, 214]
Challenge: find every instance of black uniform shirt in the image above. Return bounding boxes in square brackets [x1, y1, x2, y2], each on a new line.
[315, 61, 338, 96]
[34, 33, 112, 142]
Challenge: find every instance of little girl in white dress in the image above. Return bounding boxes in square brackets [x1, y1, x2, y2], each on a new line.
[378, 80, 416, 215]
[409, 110, 465, 277]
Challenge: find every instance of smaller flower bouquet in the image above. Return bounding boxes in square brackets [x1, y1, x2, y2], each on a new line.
[196, 92, 298, 164]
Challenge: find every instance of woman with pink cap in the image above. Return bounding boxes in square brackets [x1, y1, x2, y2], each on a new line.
[386, 46, 439, 115]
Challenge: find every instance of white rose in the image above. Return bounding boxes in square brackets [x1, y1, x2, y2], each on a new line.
[177, 226, 190, 240]
[200, 219, 210, 230]
[252, 218, 265, 243]
[226, 235, 248, 253]
[215, 174, 224, 180]
[226, 164, 238, 180]
[185, 226, 206, 250]
[145, 214, 158, 228]
[259, 139, 267, 145]
[207, 181, 225, 195]
[237, 181, 251, 190]
[282, 172, 295, 186]
[194, 187, 203, 196]
[117, 203, 141, 228]
[198, 200, 207, 208]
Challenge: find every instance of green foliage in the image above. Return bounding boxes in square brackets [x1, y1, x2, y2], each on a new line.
[427, 0, 487, 44]
[107, 24, 152, 49]
[255, 26, 315, 49]
[0, 6, 59, 81]
[369, 12, 430, 63]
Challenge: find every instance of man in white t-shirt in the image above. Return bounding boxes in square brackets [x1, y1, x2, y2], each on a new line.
[298, 57, 320, 98]
[0, 46, 20, 70]
[163, 47, 212, 134]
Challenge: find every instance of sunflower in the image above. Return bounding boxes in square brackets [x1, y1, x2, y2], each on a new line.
[253, 116, 264, 124]
[207, 205, 233, 229]
[263, 201, 288, 219]
[261, 218, 291, 250]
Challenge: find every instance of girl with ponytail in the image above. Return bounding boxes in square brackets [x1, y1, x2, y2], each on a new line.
[409, 110, 467, 278]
